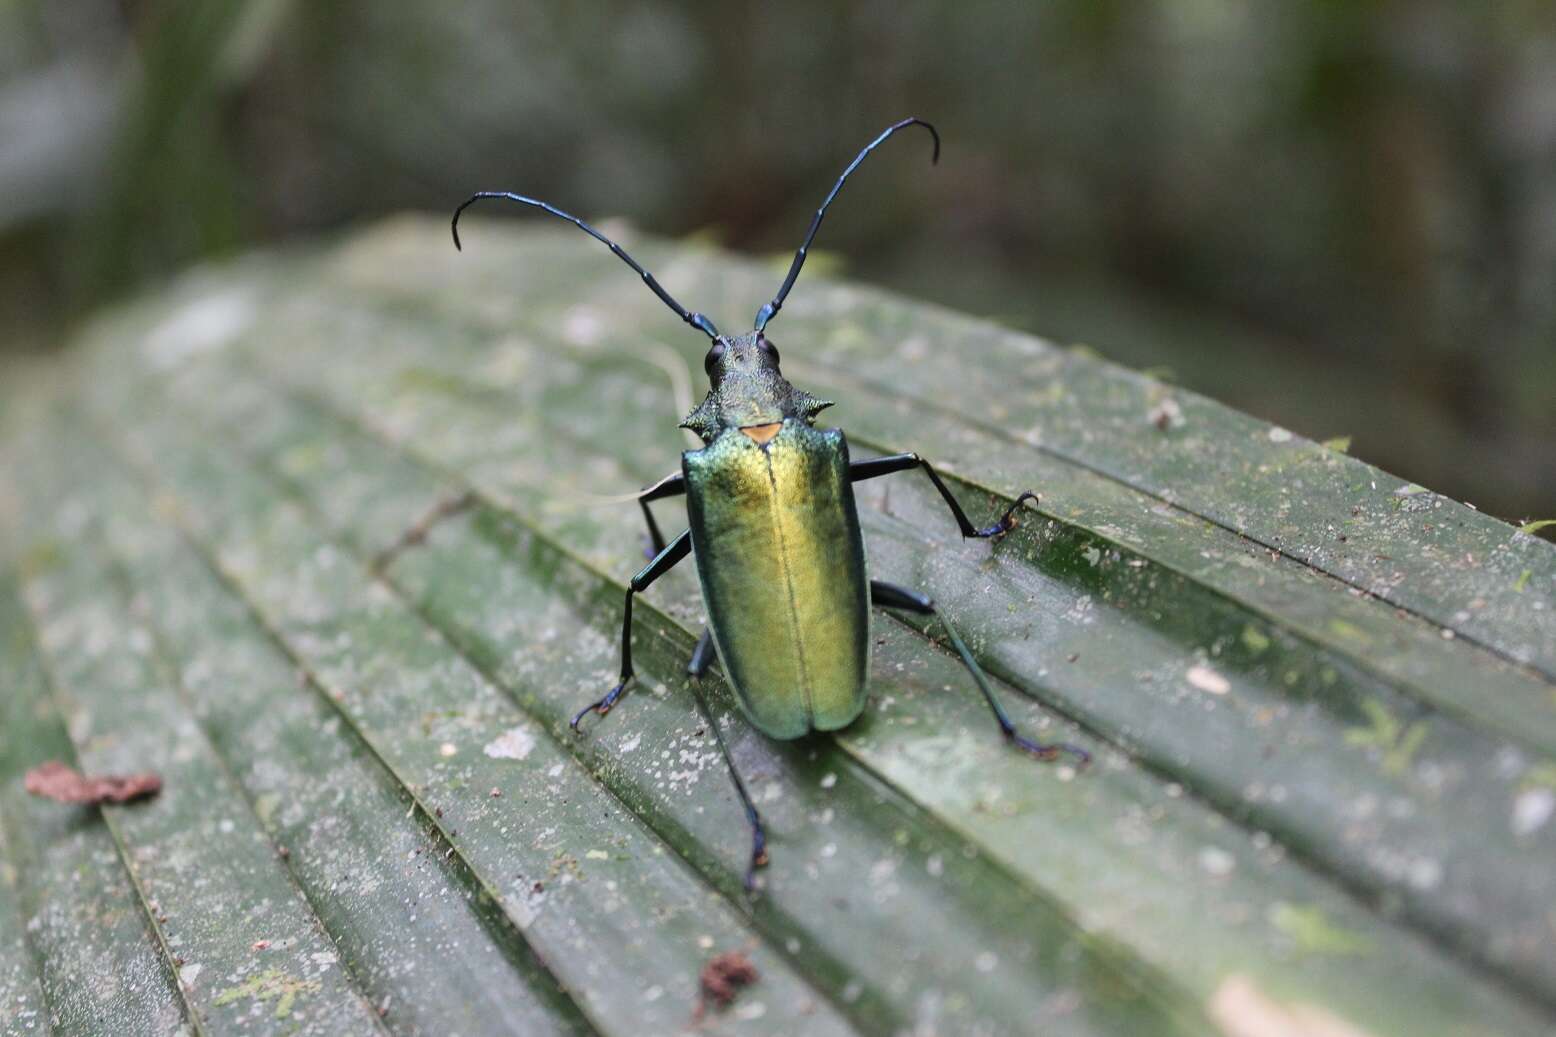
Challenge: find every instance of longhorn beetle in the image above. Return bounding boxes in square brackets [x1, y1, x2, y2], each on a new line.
[450, 117, 1088, 890]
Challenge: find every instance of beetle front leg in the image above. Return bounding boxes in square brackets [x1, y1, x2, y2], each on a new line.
[870, 579, 1089, 765]
[636, 470, 687, 558]
[571, 529, 692, 730]
[850, 453, 1036, 538]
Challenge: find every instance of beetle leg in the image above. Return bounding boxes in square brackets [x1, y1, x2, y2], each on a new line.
[570, 530, 692, 731]
[869, 580, 1090, 765]
[687, 627, 717, 677]
[371, 489, 478, 574]
[685, 641, 767, 890]
[636, 470, 687, 558]
[850, 453, 1037, 539]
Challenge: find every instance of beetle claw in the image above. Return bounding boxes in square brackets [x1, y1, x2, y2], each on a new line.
[570, 680, 630, 732]
[976, 490, 1040, 539]
[1011, 732, 1091, 767]
[742, 831, 770, 892]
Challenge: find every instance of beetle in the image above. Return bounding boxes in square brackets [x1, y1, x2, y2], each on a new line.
[450, 118, 1088, 889]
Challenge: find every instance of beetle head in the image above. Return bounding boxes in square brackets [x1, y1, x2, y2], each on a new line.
[680, 332, 832, 443]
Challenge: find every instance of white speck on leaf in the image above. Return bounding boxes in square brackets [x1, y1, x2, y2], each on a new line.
[1187, 665, 1231, 696]
[484, 727, 536, 760]
[1210, 974, 1377, 1037]
[1513, 788, 1554, 836]
[1407, 858, 1442, 891]
[1199, 847, 1236, 877]
[144, 288, 256, 369]
[1267, 426, 1292, 443]
[820, 772, 837, 789]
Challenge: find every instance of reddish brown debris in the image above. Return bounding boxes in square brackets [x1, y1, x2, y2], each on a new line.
[23, 760, 162, 804]
[694, 950, 759, 1020]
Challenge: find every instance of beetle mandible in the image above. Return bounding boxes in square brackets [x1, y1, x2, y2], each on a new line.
[451, 117, 1089, 889]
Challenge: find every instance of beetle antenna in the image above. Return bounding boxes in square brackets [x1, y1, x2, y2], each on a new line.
[754, 117, 939, 332]
[452, 192, 721, 341]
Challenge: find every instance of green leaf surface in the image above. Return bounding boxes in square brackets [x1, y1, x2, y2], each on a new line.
[3, 217, 1555, 1036]
[0, 578, 188, 1035]
[9, 432, 388, 1036]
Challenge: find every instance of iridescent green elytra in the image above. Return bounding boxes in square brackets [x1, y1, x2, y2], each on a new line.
[450, 117, 1088, 890]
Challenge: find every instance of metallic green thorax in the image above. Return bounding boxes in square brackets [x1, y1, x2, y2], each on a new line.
[681, 333, 870, 738]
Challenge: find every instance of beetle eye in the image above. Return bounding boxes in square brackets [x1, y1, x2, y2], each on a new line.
[756, 336, 780, 364]
[703, 340, 727, 375]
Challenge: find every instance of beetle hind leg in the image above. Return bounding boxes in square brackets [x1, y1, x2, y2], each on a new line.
[686, 669, 769, 891]
[687, 627, 716, 677]
[869, 580, 1089, 765]
[685, 628, 767, 890]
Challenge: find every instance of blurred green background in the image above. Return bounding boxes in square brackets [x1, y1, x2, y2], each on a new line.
[2, 0, 1552, 524]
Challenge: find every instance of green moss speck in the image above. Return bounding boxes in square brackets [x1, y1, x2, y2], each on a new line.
[214, 968, 321, 1020]
[1269, 903, 1371, 956]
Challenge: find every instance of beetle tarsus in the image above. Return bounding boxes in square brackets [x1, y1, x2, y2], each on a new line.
[974, 490, 1039, 538]
[745, 830, 770, 891]
[570, 679, 630, 731]
[1009, 731, 1090, 766]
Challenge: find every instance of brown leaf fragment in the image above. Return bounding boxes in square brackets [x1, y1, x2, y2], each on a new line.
[24, 760, 162, 804]
[694, 950, 759, 1020]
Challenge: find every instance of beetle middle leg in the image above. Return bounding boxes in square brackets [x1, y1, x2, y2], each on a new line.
[570, 529, 692, 730]
[870, 580, 1089, 765]
[851, 453, 1036, 538]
